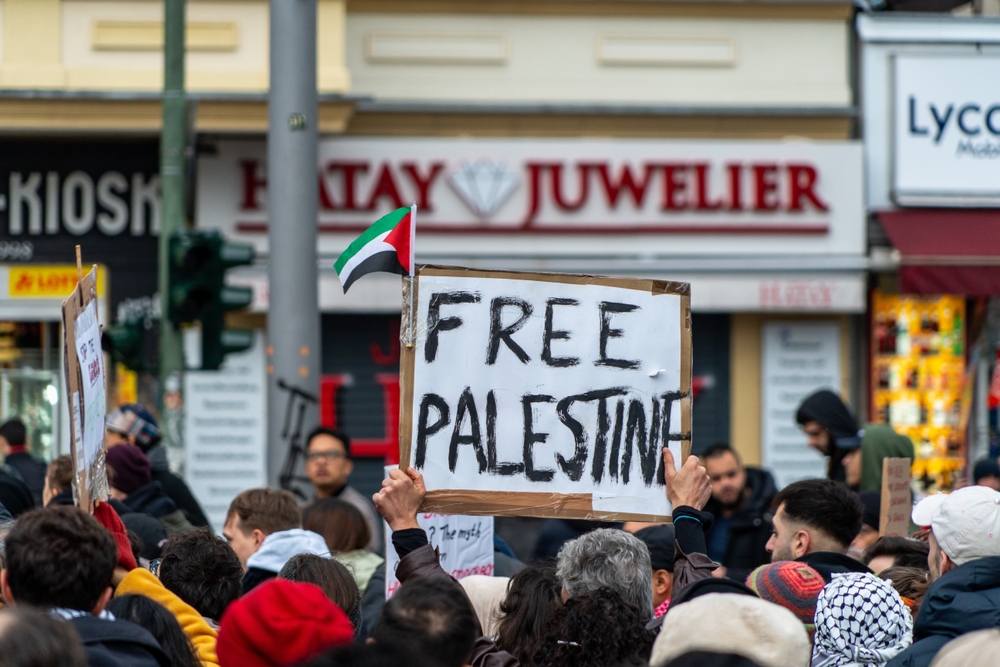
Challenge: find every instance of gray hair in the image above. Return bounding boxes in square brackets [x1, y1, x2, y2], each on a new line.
[556, 527, 653, 619]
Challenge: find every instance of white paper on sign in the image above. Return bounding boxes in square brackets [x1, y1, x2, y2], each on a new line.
[385, 512, 495, 598]
[74, 301, 106, 472]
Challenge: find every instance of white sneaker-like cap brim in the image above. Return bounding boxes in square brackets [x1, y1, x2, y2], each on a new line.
[911, 493, 947, 527]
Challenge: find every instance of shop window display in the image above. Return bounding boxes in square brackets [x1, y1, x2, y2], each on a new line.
[872, 291, 966, 491]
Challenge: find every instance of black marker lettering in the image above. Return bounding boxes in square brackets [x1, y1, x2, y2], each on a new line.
[449, 387, 487, 473]
[656, 391, 691, 485]
[596, 301, 640, 369]
[487, 297, 533, 365]
[608, 399, 625, 481]
[425, 291, 480, 363]
[414, 393, 450, 468]
[620, 400, 647, 485]
[647, 397, 661, 486]
[486, 390, 525, 476]
[522, 394, 555, 482]
[556, 387, 627, 482]
[591, 392, 616, 483]
[542, 298, 580, 367]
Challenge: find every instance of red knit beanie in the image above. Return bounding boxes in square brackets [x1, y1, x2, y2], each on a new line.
[217, 579, 354, 667]
[92, 501, 138, 571]
[746, 561, 825, 627]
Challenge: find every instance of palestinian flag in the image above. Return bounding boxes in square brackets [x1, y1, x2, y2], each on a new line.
[335, 205, 415, 292]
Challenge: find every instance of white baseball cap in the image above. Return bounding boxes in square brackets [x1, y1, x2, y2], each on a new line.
[912, 486, 1000, 565]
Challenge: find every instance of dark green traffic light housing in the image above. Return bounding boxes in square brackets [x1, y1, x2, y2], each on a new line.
[102, 319, 148, 372]
[168, 230, 255, 370]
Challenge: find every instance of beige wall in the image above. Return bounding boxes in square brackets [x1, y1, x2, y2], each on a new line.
[729, 314, 853, 467]
[0, 0, 350, 93]
[345, 12, 852, 106]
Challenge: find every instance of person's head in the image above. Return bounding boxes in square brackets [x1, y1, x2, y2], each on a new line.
[0, 506, 117, 613]
[842, 446, 863, 487]
[973, 457, 1000, 491]
[0, 418, 26, 456]
[812, 574, 912, 667]
[279, 554, 362, 633]
[556, 528, 653, 619]
[305, 427, 353, 495]
[658, 653, 765, 667]
[122, 512, 168, 563]
[634, 524, 675, 608]
[795, 390, 859, 456]
[43, 455, 74, 506]
[878, 566, 930, 619]
[158, 526, 243, 622]
[766, 479, 863, 561]
[104, 444, 152, 500]
[528, 587, 656, 667]
[912, 485, 1000, 581]
[104, 403, 161, 451]
[651, 594, 810, 667]
[703, 444, 747, 510]
[863, 536, 930, 575]
[373, 577, 477, 667]
[302, 497, 370, 553]
[217, 579, 354, 667]
[745, 562, 824, 632]
[0, 607, 87, 667]
[495, 565, 563, 663]
[851, 490, 883, 555]
[223, 488, 301, 568]
[457, 575, 509, 638]
[106, 594, 199, 667]
[930, 628, 1000, 667]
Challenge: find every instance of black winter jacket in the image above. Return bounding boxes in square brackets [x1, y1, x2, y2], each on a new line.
[70, 615, 169, 667]
[704, 467, 777, 583]
[887, 555, 1000, 667]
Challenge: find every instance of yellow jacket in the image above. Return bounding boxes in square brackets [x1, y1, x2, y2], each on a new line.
[115, 567, 219, 667]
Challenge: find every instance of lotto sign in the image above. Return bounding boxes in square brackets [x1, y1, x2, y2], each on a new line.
[398, 266, 691, 522]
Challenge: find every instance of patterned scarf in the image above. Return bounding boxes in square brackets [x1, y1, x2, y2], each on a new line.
[811, 573, 913, 667]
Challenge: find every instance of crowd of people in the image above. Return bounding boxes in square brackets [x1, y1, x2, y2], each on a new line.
[0, 391, 999, 667]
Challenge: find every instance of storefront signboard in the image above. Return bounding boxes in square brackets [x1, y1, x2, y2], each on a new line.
[198, 138, 864, 259]
[894, 55, 1000, 206]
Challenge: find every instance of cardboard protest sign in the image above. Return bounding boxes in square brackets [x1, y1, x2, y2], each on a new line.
[880, 457, 913, 537]
[399, 266, 691, 522]
[385, 512, 494, 598]
[62, 265, 109, 513]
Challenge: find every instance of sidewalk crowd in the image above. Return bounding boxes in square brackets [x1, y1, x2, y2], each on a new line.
[0, 393, 999, 667]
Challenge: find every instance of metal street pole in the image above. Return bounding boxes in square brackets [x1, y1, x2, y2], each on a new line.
[159, 0, 186, 447]
[266, 0, 321, 487]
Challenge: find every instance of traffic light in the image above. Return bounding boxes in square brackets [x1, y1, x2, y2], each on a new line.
[102, 319, 147, 372]
[168, 230, 255, 370]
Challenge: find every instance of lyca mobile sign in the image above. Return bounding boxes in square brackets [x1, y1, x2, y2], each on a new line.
[894, 55, 1000, 206]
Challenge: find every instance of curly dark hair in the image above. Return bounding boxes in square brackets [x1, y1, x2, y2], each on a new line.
[526, 587, 655, 667]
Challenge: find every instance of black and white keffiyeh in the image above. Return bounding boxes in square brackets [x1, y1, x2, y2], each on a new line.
[811, 573, 913, 667]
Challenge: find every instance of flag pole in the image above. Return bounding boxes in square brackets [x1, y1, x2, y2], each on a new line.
[407, 203, 417, 349]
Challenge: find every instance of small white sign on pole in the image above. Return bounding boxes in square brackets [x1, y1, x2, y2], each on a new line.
[384, 512, 495, 598]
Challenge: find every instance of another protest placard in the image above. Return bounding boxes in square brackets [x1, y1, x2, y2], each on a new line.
[62, 262, 108, 513]
[399, 266, 691, 522]
[880, 457, 913, 537]
[385, 512, 495, 598]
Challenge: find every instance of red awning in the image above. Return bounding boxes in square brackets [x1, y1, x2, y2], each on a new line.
[878, 210, 1000, 296]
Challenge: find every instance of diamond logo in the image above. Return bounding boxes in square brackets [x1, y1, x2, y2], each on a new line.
[448, 159, 520, 219]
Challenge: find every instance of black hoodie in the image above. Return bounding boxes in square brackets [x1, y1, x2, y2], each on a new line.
[795, 390, 861, 482]
[70, 615, 170, 667]
[704, 466, 778, 584]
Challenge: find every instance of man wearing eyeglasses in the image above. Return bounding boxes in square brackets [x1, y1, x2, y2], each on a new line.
[304, 426, 382, 553]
